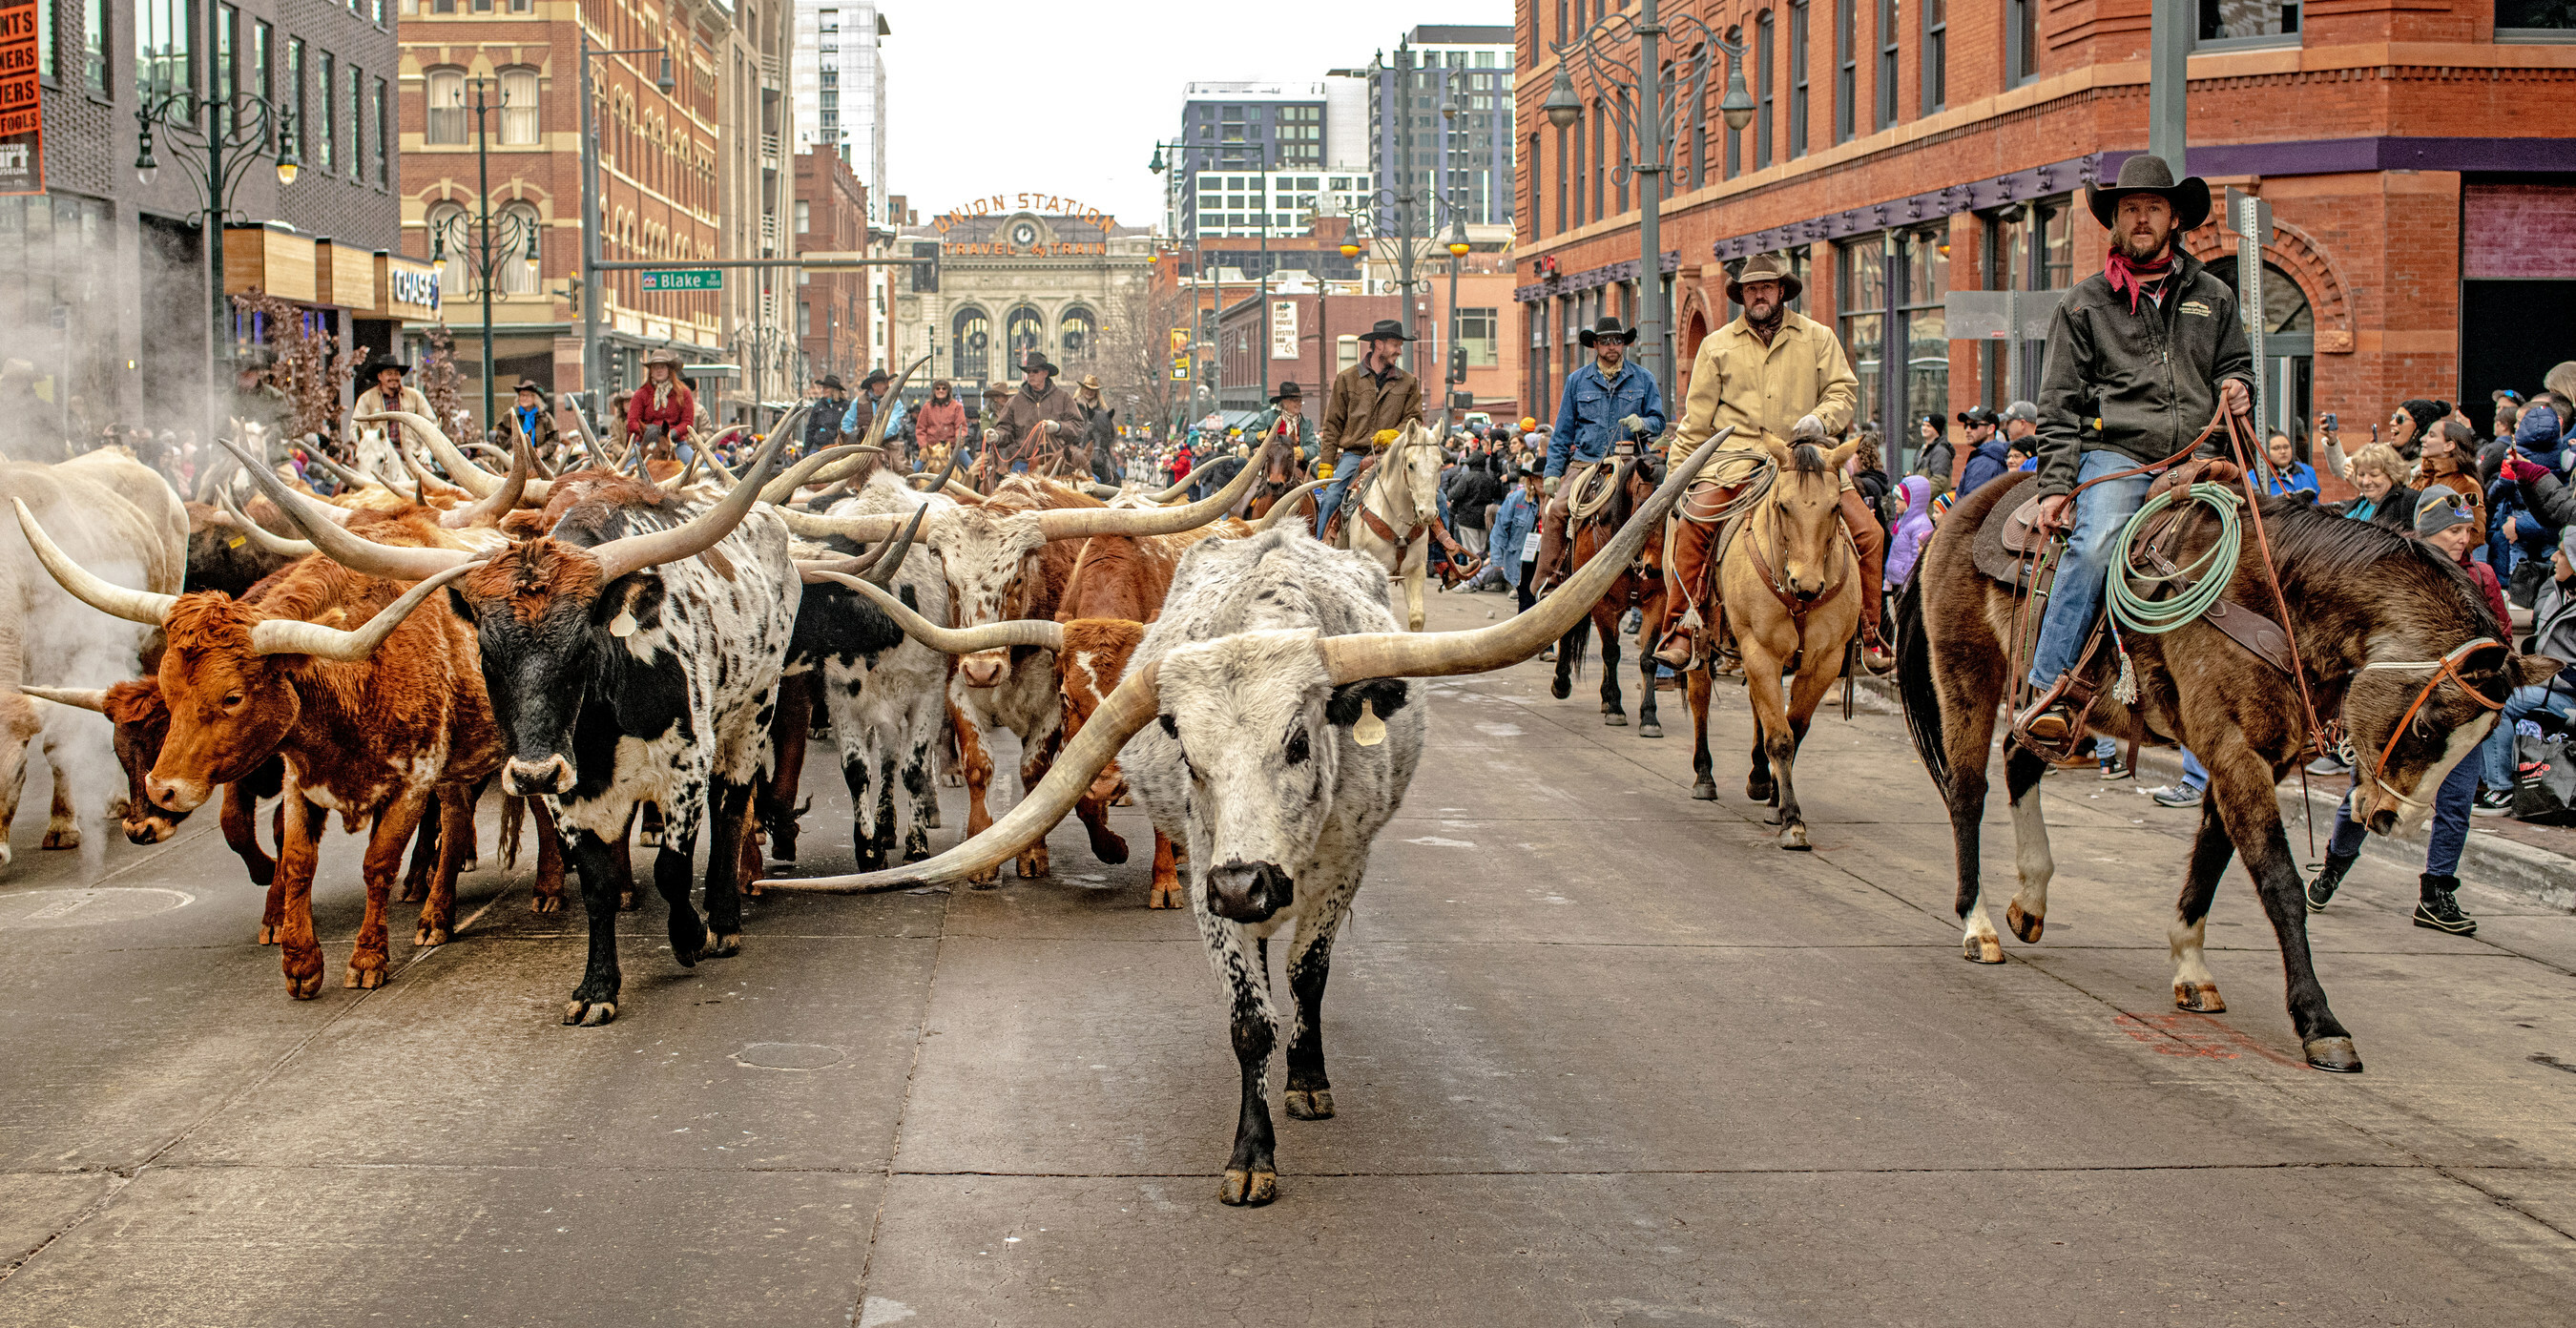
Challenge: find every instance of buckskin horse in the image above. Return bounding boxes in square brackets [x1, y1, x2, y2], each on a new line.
[1896, 454, 2559, 1073]
[1547, 445, 1671, 736]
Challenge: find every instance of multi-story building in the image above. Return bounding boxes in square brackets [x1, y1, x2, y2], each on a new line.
[14, 0, 417, 435]
[1173, 81, 1374, 243]
[1370, 24, 1516, 234]
[1512, 0, 2576, 475]
[791, 0, 884, 220]
[793, 144, 868, 384]
[886, 206, 1156, 400]
[717, 0, 795, 411]
[400, 0, 792, 431]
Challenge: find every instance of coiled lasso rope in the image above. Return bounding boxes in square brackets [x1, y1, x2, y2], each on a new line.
[2107, 482, 2245, 634]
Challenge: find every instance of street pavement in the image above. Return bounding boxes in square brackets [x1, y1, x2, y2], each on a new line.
[4, 586, 2574, 1326]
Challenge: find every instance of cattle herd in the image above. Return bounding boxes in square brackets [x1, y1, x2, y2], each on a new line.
[0, 366, 1721, 1207]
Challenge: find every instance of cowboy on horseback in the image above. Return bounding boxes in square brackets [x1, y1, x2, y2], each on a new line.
[983, 353, 1090, 474]
[1534, 316, 1666, 585]
[1652, 252, 1891, 674]
[1313, 320, 1424, 539]
[1247, 380, 1320, 464]
[2016, 155, 2255, 743]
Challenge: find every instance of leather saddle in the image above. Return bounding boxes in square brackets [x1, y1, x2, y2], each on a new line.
[1319, 452, 1385, 546]
[1970, 472, 2047, 588]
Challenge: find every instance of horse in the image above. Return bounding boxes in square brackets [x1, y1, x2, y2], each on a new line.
[1897, 464, 2559, 1073]
[1548, 446, 1671, 737]
[1338, 421, 1445, 632]
[1672, 437, 1861, 847]
[1242, 428, 1312, 521]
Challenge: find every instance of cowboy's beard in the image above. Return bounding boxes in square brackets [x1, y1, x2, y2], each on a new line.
[2115, 223, 2173, 263]
[1745, 296, 1779, 323]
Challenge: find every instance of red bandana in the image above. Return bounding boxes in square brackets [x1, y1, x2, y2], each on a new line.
[2104, 243, 2174, 315]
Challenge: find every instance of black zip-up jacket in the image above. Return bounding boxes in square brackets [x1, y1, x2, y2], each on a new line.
[2033, 250, 2254, 500]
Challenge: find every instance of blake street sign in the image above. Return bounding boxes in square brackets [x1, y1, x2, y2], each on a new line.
[639, 269, 723, 292]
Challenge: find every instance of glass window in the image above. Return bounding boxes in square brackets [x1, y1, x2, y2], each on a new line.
[500, 66, 538, 144]
[86, 0, 108, 92]
[2007, 0, 2039, 85]
[1060, 308, 1095, 363]
[251, 21, 269, 142]
[2201, 0, 2300, 44]
[373, 76, 388, 185]
[1789, 0, 1810, 157]
[500, 202, 540, 294]
[213, 6, 234, 129]
[1005, 305, 1044, 368]
[1922, 0, 1945, 113]
[1755, 10, 1775, 170]
[427, 202, 470, 298]
[1835, 0, 1857, 143]
[1457, 307, 1498, 366]
[346, 60, 363, 178]
[1899, 229, 1948, 430]
[135, 0, 191, 97]
[1877, 0, 1900, 129]
[2499, 0, 2575, 30]
[285, 38, 304, 162]
[36, 0, 52, 79]
[1838, 239, 1885, 428]
[317, 52, 334, 175]
[425, 67, 466, 144]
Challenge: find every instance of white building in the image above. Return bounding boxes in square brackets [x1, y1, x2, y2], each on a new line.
[793, 0, 890, 222]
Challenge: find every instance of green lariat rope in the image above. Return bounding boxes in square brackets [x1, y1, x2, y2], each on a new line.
[2107, 482, 2245, 635]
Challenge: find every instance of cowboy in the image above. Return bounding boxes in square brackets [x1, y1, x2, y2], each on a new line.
[2018, 155, 2254, 742]
[505, 378, 560, 456]
[1652, 252, 1888, 672]
[1534, 315, 1667, 584]
[625, 348, 696, 450]
[806, 374, 851, 451]
[1073, 373, 1121, 486]
[351, 352, 433, 453]
[914, 379, 967, 472]
[1315, 319, 1424, 538]
[842, 366, 904, 441]
[1247, 381, 1319, 463]
[986, 354, 1087, 470]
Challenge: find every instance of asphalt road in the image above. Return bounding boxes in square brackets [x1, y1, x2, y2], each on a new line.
[4, 587, 2574, 1326]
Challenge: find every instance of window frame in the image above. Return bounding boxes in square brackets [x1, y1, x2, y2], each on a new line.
[1789, 0, 1810, 157]
[2005, 0, 2040, 86]
[1922, 0, 1945, 114]
[1755, 10, 1775, 171]
[2198, 0, 2304, 50]
[1834, 0, 1856, 143]
[1876, 0, 1900, 130]
[498, 65, 539, 145]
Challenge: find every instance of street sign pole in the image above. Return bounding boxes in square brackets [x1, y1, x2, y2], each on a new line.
[2227, 186, 2275, 477]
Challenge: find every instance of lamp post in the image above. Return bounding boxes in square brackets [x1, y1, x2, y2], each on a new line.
[1149, 138, 1212, 420]
[134, 84, 300, 449]
[578, 39, 677, 425]
[1443, 210, 1471, 416]
[428, 75, 545, 440]
[1544, 3, 1755, 387]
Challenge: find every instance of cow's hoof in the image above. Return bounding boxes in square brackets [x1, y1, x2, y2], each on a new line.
[638, 830, 662, 849]
[1963, 935, 2005, 965]
[1016, 849, 1049, 880]
[1219, 1169, 1278, 1207]
[530, 894, 564, 915]
[924, 806, 945, 828]
[2303, 1036, 2363, 1073]
[343, 961, 386, 990]
[1549, 676, 1571, 700]
[1777, 823, 1811, 851]
[618, 890, 640, 912]
[1148, 887, 1181, 910]
[460, 856, 480, 875]
[415, 923, 450, 947]
[564, 1000, 617, 1027]
[968, 872, 1002, 891]
[1283, 1089, 1335, 1120]
[1604, 712, 1628, 727]
[255, 923, 280, 945]
[2173, 982, 2226, 1013]
[41, 826, 78, 850]
[705, 933, 742, 959]
[942, 772, 963, 788]
[670, 940, 702, 968]
[2006, 901, 2044, 944]
[1638, 722, 1662, 738]
[283, 951, 326, 998]
[1691, 780, 1717, 801]
[398, 882, 426, 904]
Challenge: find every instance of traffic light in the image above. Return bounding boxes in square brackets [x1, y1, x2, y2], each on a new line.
[1448, 341, 1466, 386]
[911, 241, 939, 293]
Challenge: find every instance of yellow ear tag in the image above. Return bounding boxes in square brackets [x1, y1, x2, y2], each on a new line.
[226, 535, 246, 550]
[1352, 704, 1386, 747]
[609, 608, 637, 637]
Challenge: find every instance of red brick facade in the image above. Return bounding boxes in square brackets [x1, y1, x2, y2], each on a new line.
[795, 148, 871, 384]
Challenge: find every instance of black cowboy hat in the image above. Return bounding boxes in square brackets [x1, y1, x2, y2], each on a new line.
[815, 373, 848, 391]
[1270, 381, 1303, 403]
[1360, 319, 1415, 343]
[1020, 354, 1060, 377]
[859, 367, 891, 389]
[1726, 252, 1803, 304]
[356, 353, 409, 381]
[1577, 317, 1634, 347]
[2088, 154, 2212, 232]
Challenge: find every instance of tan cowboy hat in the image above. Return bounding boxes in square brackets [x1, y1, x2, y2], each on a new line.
[644, 347, 688, 370]
[1726, 253, 1802, 305]
[1079, 373, 1103, 392]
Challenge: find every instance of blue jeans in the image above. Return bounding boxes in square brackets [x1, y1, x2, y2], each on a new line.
[2327, 754, 2478, 876]
[1315, 448, 1368, 538]
[2479, 684, 2574, 791]
[2180, 750, 2209, 793]
[2028, 450, 2156, 690]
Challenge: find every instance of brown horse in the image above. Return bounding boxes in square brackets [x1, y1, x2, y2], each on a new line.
[1242, 434, 1312, 521]
[1898, 467, 2559, 1072]
[1548, 450, 1671, 736]
[1672, 438, 1861, 847]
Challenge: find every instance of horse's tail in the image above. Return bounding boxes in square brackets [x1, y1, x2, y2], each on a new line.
[1558, 608, 1591, 681]
[1893, 575, 1948, 796]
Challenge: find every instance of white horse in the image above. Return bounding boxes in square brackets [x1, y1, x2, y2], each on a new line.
[1336, 420, 1445, 632]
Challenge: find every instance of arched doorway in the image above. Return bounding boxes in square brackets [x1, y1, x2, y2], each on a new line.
[1005, 305, 1045, 371]
[952, 307, 991, 384]
[2203, 256, 2315, 437]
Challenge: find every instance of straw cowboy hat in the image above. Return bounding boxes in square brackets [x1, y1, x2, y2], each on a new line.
[2087, 153, 2212, 231]
[1079, 373, 1104, 392]
[1726, 252, 1803, 304]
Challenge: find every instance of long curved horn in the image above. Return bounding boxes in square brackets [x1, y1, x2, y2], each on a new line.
[1318, 430, 1730, 683]
[587, 418, 796, 584]
[192, 446, 235, 503]
[761, 660, 1159, 893]
[826, 573, 1062, 654]
[19, 685, 109, 714]
[10, 498, 180, 626]
[753, 442, 864, 507]
[776, 506, 902, 543]
[219, 490, 317, 557]
[357, 409, 504, 498]
[222, 438, 475, 582]
[862, 498, 931, 587]
[439, 435, 533, 529]
[1084, 483, 1124, 501]
[676, 451, 705, 490]
[1248, 479, 1327, 532]
[247, 560, 485, 659]
[1149, 472, 1195, 503]
[1032, 445, 1268, 541]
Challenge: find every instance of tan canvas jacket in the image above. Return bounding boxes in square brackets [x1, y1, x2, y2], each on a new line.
[1321, 361, 1423, 455]
[1671, 311, 1859, 459]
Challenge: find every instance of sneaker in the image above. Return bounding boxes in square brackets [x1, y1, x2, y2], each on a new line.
[2148, 782, 2204, 808]
[2099, 756, 2131, 781]
[2472, 788, 2514, 818]
[2304, 852, 2357, 913]
[2413, 874, 2478, 936]
[2305, 754, 2352, 777]
[1619, 607, 1643, 636]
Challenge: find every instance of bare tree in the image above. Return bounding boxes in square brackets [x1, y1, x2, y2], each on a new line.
[231, 287, 357, 441]
[419, 323, 467, 441]
[1098, 280, 1194, 439]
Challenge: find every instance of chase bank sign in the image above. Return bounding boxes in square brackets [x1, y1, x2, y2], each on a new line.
[388, 266, 441, 311]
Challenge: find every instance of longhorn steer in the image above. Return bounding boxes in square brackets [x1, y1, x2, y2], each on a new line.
[769, 435, 1722, 1205]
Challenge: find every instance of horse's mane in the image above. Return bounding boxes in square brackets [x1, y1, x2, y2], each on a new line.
[2252, 494, 2507, 640]
[1788, 443, 1830, 474]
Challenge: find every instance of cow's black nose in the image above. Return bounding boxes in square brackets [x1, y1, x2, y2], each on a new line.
[1206, 861, 1293, 923]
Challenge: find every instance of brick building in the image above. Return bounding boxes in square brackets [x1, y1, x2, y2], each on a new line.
[13, 0, 408, 437]
[793, 144, 868, 384]
[1512, 0, 2576, 472]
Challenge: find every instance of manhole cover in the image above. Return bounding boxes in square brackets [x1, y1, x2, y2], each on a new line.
[732, 1042, 846, 1069]
[0, 887, 197, 930]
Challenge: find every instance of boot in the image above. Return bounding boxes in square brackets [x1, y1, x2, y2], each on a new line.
[2412, 873, 2477, 935]
[1652, 626, 1696, 670]
[2304, 851, 2358, 914]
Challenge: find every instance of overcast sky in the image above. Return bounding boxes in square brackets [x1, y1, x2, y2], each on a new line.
[877, 1, 1511, 230]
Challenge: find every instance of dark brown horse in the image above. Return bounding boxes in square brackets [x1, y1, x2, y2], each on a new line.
[1241, 432, 1313, 521]
[1898, 467, 2558, 1073]
[1549, 450, 1671, 736]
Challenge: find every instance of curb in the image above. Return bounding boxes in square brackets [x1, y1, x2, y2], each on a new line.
[1848, 675, 2576, 915]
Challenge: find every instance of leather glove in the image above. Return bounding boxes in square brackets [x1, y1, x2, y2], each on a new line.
[1619, 413, 1647, 436]
[1543, 475, 1560, 496]
[1791, 415, 1828, 443]
[1043, 420, 1060, 436]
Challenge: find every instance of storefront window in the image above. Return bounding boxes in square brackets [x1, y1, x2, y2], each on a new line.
[1838, 239, 1884, 429]
[1984, 197, 2072, 405]
[1899, 229, 1948, 433]
[2495, 0, 2572, 35]
[2200, 0, 2300, 46]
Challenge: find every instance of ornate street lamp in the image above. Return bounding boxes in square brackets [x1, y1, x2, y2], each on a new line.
[134, 83, 300, 448]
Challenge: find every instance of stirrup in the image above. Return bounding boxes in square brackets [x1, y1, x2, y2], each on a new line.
[2010, 674, 2090, 759]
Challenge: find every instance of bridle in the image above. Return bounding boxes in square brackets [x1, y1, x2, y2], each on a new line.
[1743, 467, 1853, 626]
[2351, 636, 2509, 816]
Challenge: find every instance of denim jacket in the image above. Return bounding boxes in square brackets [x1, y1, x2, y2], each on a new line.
[1491, 488, 1541, 587]
[1546, 363, 1667, 478]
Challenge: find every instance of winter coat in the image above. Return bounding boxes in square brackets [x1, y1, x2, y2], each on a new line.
[2332, 483, 2418, 532]
[915, 397, 968, 448]
[1491, 488, 1542, 587]
[1445, 455, 1505, 529]
[1671, 311, 1859, 459]
[626, 380, 696, 440]
[1956, 438, 2016, 498]
[1545, 361, 1668, 477]
[1886, 476, 1935, 588]
[1322, 360, 1423, 455]
[2032, 248, 2255, 499]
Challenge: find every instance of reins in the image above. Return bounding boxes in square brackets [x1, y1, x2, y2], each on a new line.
[2353, 637, 2510, 816]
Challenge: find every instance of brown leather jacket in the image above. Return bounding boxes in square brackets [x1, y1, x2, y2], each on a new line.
[1322, 360, 1423, 455]
[988, 382, 1087, 444]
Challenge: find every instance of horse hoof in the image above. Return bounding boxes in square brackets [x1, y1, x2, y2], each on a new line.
[1691, 780, 1717, 801]
[41, 827, 77, 850]
[1549, 677, 1571, 700]
[1283, 1089, 1336, 1120]
[563, 1000, 617, 1027]
[1604, 712, 1628, 727]
[2173, 982, 2226, 1013]
[1219, 1168, 1278, 1207]
[2303, 1036, 2364, 1073]
[1747, 781, 1775, 804]
[415, 923, 450, 947]
[1963, 935, 2005, 965]
[617, 891, 640, 912]
[704, 933, 742, 959]
[1777, 824, 1811, 851]
[530, 893, 564, 914]
[255, 924, 279, 945]
[2005, 901, 2045, 944]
